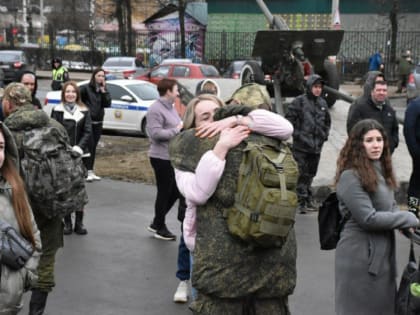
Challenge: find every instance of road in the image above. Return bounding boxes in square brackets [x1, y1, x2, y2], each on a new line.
[19, 177, 417, 315]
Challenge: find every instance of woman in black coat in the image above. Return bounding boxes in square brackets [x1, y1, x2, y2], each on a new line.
[51, 81, 92, 235]
[80, 68, 111, 181]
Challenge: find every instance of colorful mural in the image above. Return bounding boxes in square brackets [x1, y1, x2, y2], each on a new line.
[146, 12, 205, 66]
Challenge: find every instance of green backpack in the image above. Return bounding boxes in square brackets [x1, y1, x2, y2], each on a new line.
[225, 136, 298, 248]
[19, 126, 88, 219]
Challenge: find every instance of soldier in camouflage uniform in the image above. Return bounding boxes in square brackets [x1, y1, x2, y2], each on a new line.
[285, 74, 331, 214]
[2, 83, 69, 315]
[170, 104, 297, 315]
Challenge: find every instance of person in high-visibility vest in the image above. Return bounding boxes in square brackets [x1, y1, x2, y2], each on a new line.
[51, 57, 69, 91]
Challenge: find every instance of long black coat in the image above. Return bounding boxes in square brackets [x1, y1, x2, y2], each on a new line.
[80, 84, 111, 122]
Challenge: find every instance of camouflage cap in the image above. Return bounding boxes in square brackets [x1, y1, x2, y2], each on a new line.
[3, 82, 32, 106]
[227, 83, 272, 110]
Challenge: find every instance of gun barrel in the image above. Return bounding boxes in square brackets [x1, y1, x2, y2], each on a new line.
[255, 0, 288, 30]
[323, 85, 355, 104]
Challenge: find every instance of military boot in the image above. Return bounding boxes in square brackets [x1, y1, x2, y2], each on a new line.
[29, 289, 48, 315]
[63, 214, 72, 235]
[74, 211, 88, 235]
[408, 196, 420, 218]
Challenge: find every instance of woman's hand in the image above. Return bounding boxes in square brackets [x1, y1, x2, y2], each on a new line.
[195, 116, 236, 138]
[212, 125, 250, 160]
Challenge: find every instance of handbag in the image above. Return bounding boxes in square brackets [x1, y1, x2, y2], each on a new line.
[0, 219, 34, 270]
[396, 242, 420, 315]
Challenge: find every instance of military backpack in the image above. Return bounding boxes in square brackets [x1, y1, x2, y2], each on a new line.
[225, 135, 298, 248]
[19, 126, 88, 219]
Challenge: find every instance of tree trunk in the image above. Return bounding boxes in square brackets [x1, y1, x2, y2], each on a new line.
[389, 0, 398, 64]
[116, 1, 127, 55]
[126, 0, 134, 56]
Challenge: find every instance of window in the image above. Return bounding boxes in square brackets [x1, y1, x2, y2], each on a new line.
[128, 84, 159, 101]
[106, 84, 130, 100]
[173, 66, 190, 77]
[151, 66, 170, 78]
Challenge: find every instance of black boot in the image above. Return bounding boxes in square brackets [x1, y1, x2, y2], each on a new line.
[63, 214, 73, 235]
[74, 211, 88, 235]
[29, 289, 48, 315]
[408, 196, 420, 218]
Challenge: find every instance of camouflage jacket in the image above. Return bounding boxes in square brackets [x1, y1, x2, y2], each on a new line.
[169, 106, 297, 299]
[4, 104, 69, 153]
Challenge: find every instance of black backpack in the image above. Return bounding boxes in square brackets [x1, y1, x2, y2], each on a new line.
[317, 192, 350, 250]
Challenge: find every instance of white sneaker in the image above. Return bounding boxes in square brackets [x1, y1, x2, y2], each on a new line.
[173, 280, 189, 303]
[91, 172, 101, 181]
[86, 171, 94, 182]
[87, 170, 101, 182]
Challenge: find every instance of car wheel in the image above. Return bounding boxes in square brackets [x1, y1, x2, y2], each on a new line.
[320, 59, 340, 108]
[240, 61, 265, 85]
[141, 118, 148, 137]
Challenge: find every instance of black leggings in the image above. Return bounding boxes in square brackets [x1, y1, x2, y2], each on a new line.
[84, 122, 103, 171]
[150, 157, 180, 229]
[408, 156, 420, 198]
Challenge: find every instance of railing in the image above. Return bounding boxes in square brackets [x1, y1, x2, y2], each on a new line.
[1, 28, 419, 81]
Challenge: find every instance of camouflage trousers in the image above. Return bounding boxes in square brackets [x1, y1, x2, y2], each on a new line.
[292, 150, 321, 205]
[190, 293, 290, 315]
[33, 212, 64, 292]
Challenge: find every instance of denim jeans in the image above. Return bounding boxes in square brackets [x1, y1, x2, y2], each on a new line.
[176, 231, 190, 281]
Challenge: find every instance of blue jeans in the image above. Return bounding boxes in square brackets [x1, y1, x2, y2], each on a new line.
[176, 231, 190, 281]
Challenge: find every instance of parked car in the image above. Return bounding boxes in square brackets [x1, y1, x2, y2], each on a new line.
[0, 50, 36, 83]
[44, 80, 159, 135]
[222, 60, 247, 79]
[136, 61, 220, 84]
[102, 56, 146, 80]
[407, 62, 420, 100]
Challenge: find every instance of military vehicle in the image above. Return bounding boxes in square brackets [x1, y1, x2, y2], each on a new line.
[240, 0, 353, 113]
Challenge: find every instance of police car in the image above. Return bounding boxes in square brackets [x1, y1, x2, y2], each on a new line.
[44, 79, 159, 135]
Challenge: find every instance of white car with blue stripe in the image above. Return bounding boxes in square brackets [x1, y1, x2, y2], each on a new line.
[44, 79, 159, 135]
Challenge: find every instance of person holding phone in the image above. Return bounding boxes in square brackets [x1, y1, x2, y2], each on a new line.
[80, 68, 111, 182]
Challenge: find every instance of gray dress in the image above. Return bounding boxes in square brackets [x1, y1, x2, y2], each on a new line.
[335, 162, 418, 315]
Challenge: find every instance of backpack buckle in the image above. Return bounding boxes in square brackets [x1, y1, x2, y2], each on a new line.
[250, 212, 259, 222]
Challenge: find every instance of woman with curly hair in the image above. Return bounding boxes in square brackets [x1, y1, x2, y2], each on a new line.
[334, 119, 419, 315]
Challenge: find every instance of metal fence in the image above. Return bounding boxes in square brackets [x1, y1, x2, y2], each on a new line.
[1, 28, 419, 81]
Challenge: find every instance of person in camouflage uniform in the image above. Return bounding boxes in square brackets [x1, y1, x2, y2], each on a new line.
[285, 74, 331, 214]
[2, 83, 69, 315]
[170, 103, 296, 315]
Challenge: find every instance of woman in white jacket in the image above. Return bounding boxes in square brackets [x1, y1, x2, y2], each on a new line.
[0, 122, 42, 315]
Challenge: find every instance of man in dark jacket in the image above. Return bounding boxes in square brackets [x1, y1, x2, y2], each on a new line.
[347, 79, 399, 153]
[80, 68, 111, 181]
[285, 74, 331, 214]
[347, 71, 385, 134]
[2, 83, 69, 315]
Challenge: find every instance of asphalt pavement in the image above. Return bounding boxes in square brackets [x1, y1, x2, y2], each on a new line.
[20, 177, 417, 315]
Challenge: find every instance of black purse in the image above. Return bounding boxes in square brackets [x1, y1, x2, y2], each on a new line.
[396, 242, 420, 315]
[0, 219, 34, 270]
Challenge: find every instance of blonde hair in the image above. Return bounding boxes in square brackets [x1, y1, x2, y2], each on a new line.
[182, 94, 225, 130]
[3, 83, 32, 107]
[61, 81, 87, 109]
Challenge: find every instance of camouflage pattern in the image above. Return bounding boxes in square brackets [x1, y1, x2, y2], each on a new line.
[33, 213, 63, 291]
[5, 104, 88, 219]
[292, 149, 321, 205]
[228, 83, 272, 109]
[226, 136, 298, 248]
[3, 104, 69, 292]
[170, 105, 297, 313]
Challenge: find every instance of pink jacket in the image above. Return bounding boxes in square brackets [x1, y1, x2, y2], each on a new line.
[175, 109, 294, 251]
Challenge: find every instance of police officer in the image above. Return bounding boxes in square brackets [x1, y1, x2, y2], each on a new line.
[51, 57, 69, 91]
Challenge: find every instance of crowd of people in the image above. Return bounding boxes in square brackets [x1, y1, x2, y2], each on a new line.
[0, 55, 419, 314]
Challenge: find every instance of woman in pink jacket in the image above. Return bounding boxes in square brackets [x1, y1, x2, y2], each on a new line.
[174, 94, 294, 252]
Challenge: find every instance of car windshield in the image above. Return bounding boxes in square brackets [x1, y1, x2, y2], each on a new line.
[104, 59, 133, 67]
[200, 65, 220, 77]
[416, 64, 420, 73]
[127, 83, 159, 100]
[0, 53, 21, 61]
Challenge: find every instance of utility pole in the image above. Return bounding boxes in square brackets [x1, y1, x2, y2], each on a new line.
[40, 0, 44, 45]
[23, 0, 28, 43]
